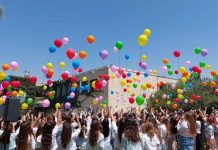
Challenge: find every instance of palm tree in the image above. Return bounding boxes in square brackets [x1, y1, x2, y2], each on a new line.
[0, 5, 4, 17]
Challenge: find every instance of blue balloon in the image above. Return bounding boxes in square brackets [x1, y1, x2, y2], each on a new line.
[85, 85, 89, 91]
[189, 67, 192, 72]
[125, 55, 130, 60]
[169, 93, 173, 98]
[111, 90, 114, 95]
[70, 87, 76, 92]
[72, 60, 80, 69]
[4, 76, 10, 82]
[144, 73, 149, 77]
[80, 86, 85, 92]
[127, 72, 131, 77]
[67, 95, 71, 99]
[188, 83, 193, 88]
[49, 45, 56, 53]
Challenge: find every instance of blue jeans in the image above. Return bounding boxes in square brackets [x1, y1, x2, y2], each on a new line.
[179, 135, 194, 150]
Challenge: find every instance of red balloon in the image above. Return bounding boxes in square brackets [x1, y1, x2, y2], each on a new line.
[71, 76, 77, 82]
[99, 74, 103, 79]
[142, 93, 146, 98]
[192, 66, 199, 72]
[95, 80, 103, 90]
[30, 76, 37, 84]
[197, 69, 202, 74]
[122, 73, 127, 79]
[173, 50, 180, 58]
[214, 89, 218, 95]
[129, 97, 135, 104]
[6, 91, 11, 97]
[136, 71, 140, 76]
[11, 81, 21, 88]
[123, 88, 127, 92]
[66, 48, 75, 59]
[54, 39, 62, 48]
[191, 94, 196, 99]
[78, 68, 83, 73]
[61, 72, 68, 80]
[104, 75, 110, 81]
[174, 70, 179, 75]
[118, 68, 124, 75]
[46, 73, 52, 79]
[47, 79, 52, 85]
[175, 98, 180, 103]
[2, 81, 9, 89]
[196, 95, 201, 101]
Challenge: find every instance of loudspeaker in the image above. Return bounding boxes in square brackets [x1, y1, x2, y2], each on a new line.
[3, 97, 20, 122]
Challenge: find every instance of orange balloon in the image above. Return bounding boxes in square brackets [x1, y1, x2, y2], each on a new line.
[73, 83, 78, 88]
[48, 69, 54, 76]
[155, 99, 159, 104]
[172, 104, 177, 110]
[11, 91, 17, 97]
[202, 82, 208, 86]
[163, 58, 168, 64]
[87, 35, 95, 44]
[210, 81, 216, 88]
[189, 99, 194, 104]
[131, 93, 135, 97]
[48, 91, 53, 97]
[182, 71, 188, 77]
[211, 70, 217, 77]
[157, 82, 161, 87]
[146, 83, 152, 88]
[2, 64, 9, 71]
[79, 51, 87, 59]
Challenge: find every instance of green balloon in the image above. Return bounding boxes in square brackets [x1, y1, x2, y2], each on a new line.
[102, 100, 107, 104]
[133, 83, 137, 88]
[136, 95, 144, 106]
[193, 72, 199, 78]
[215, 74, 218, 79]
[7, 85, 12, 91]
[116, 41, 123, 50]
[199, 61, 206, 68]
[166, 64, 172, 69]
[195, 47, 201, 54]
[50, 96, 54, 100]
[182, 83, 187, 88]
[168, 70, 173, 76]
[27, 98, 33, 105]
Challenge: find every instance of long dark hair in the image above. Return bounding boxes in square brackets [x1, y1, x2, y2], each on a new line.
[88, 118, 102, 147]
[78, 126, 87, 138]
[36, 121, 44, 138]
[41, 121, 54, 150]
[185, 113, 196, 136]
[124, 118, 140, 143]
[102, 118, 110, 138]
[117, 118, 126, 143]
[61, 122, 72, 148]
[17, 120, 33, 150]
[0, 122, 12, 144]
[197, 115, 205, 135]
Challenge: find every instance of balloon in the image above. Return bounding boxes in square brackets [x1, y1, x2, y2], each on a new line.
[49, 45, 56, 53]
[104, 75, 110, 81]
[19, 90, 24, 96]
[201, 49, 208, 57]
[210, 81, 216, 88]
[140, 84, 146, 91]
[211, 70, 216, 77]
[2, 64, 9, 71]
[163, 58, 168, 64]
[120, 79, 126, 86]
[111, 65, 118, 73]
[162, 94, 167, 99]
[42, 85, 47, 91]
[102, 80, 107, 87]
[27, 98, 33, 105]
[195, 47, 201, 54]
[206, 65, 211, 70]
[129, 97, 135, 104]
[138, 35, 148, 46]
[92, 99, 98, 105]
[65, 102, 71, 109]
[167, 101, 171, 105]
[82, 76, 87, 82]
[214, 89, 218, 95]
[87, 35, 95, 44]
[79, 51, 87, 59]
[188, 83, 192, 88]
[168, 70, 173, 76]
[99, 50, 108, 60]
[71, 76, 77, 82]
[196, 96, 201, 101]
[171, 84, 176, 89]
[162, 66, 168, 73]
[113, 47, 118, 53]
[133, 83, 137, 88]
[54, 38, 62, 48]
[66, 48, 76, 59]
[10, 61, 19, 71]
[115, 41, 123, 50]
[2, 81, 9, 89]
[144, 73, 149, 77]
[95, 80, 103, 90]
[155, 99, 159, 104]
[72, 60, 80, 69]
[70, 92, 75, 98]
[148, 69, 152, 75]
[30, 76, 37, 84]
[172, 104, 177, 110]
[146, 82, 152, 88]
[181, 77, 187, 83]
[173, 50, 180, 58]
[0, 72, 6, 81]
[115, 90, 119, 95]
[0, 97, 5, 105]
[118, 68, 124, 75]
[63, 37, 69, 45]
[144, 29, 151, 37]
[199, 61, 206, 68]
[55, 103, 61, 109]
[141, 55, 147, 61]
[11, 91, 17, 97]
[153, 70, 157, 76]
[41, 66, 48, 74]
[21, 103, 28, 110]
[46, 62, 53, 69]
[42, 99, 50, 108]
[125, 55, 130, 60]
[59, 62, 65, 69]
[166, 64, 171, 69]
[185, 61, 191, 66]
[179, 66, 186, 73]
[139, 62, 148, 70]
[111, 74, 115, 79]
[136, 95, 144, 106]
[61, 72, 69, 80]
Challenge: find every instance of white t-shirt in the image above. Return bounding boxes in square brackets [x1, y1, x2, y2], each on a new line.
[159, 124, 167, 145]
[196, 121, 201, 134]
[206, 124, 215, 139]
[141, 133, 160, 150]
[177, 121, 193, 137]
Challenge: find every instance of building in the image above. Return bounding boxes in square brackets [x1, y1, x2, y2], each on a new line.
[53, 65, 177, 111]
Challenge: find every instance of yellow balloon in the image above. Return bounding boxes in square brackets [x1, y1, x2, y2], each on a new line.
[82, 76, 88, 82]
[153, 70, 157, 76]
[187, 73, 191, 79]
[21, 103, 28, 110]
[0, 71, 6, 81]
[0, 97, 4, 105]
[59, 62, 65, 69]
[179, 66, 186, 73]
[127, 89, 131, 93]
[120, 79, 126, 86]
[92, 99, 98, 105]
[141, 55, 147, 61]
[141, 84, 147, 91]
[206, 65, 211, 70]
[181, 77, 187, 83]
[43, 85, 47, 91]
[127, 83, 131, 88]
[46, 62, 53, 69]
[178, 94, 183, 99]
[55, 103, 61, 109]
[144, 29, 151, 37]
[111, 74, 115, 79]
[138, 34, 148, 46]
[19, 90, 24, 96]
[177, 89, 181, 93]
[102, 104, 107, 109]
[92, 81, 96, 88]
[133, 76, 138, 82]
[167, 101, 171, 105]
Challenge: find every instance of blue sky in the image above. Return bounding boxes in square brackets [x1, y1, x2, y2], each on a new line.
[0, 0, 218, 83]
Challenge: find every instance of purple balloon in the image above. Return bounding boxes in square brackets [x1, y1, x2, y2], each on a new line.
[65, 102, 71, 109]
[42, 99, 50, 108]
[99, 50, 108, 60]
[140, 62, 148, 70]
[201, 49, 208, 57]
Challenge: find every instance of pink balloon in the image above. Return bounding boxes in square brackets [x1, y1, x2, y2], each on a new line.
[148, 69, 152, 75]
[64, 70, 70, 74]
[65, 102, 71, 109]
[162, 66, 168, 73]
[102, 80, 107, 87]
[72, 53, 78, 60]
[111, 65, 118, 73]
[49, 83, 53, 88]
[162, 94, 167, 99]
[70, 92, 75, 98]
[116, 73, 121, 79]
[99, 96, 103, 101]
[185, 61, 191, 66]
[63, 37, 69, 45]
[113, 47, 118, 53]
[118, 68, 124, 75]
[171, 84, 176, 89]
[96, 98, 99, 101]
[10, 61, 19, 71]
[2, 95, 7, 101]
[184, 99, 188, 103]
[41, 66, 48, 74]
[42, 99, 50, 108]
[137, 77, 141, 83]
[115, 90, 120, 94]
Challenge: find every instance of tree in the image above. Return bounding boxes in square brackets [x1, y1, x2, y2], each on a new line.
[0, 5, 3, 17]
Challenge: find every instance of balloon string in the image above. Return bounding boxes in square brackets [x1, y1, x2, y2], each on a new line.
[177, 59, 180, 80]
